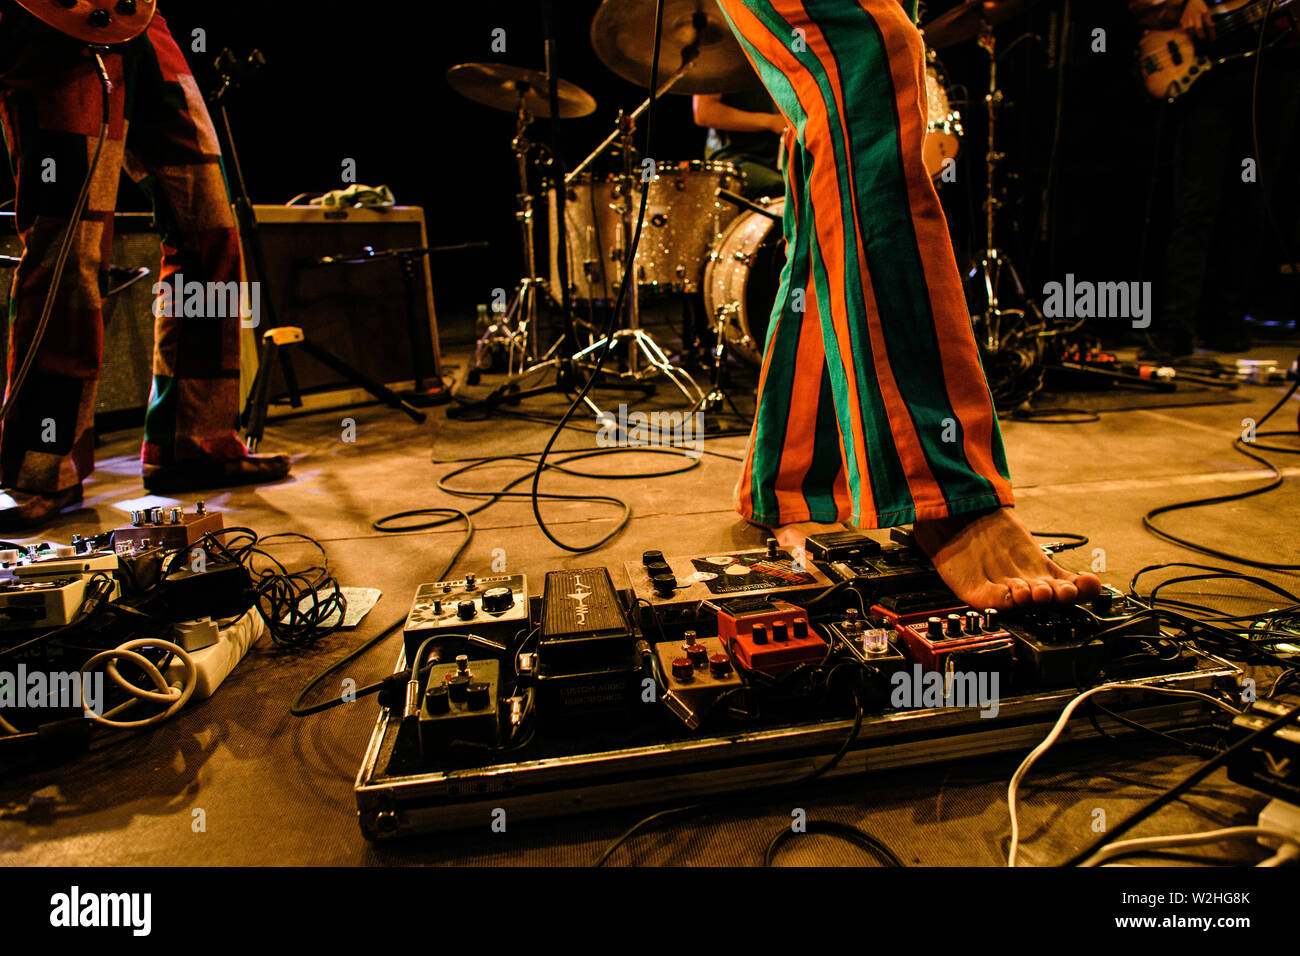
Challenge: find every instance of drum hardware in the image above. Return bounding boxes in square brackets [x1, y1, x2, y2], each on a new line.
[943, 11, 1046, 359]
[446, 63, 599, 379]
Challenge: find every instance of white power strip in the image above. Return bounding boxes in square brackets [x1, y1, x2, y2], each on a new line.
[167, 608, 265, 700]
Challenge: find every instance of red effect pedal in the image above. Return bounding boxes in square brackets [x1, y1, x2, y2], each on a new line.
[715, 598, 826, 675]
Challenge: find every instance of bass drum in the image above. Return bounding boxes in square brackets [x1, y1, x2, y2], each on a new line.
[702, 198, 785, 366]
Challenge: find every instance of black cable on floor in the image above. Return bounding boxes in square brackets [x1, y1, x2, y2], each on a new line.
[763, 819, 905, 867]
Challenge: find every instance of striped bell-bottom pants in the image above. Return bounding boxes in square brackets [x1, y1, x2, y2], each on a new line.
[717, 0, 1015, 528]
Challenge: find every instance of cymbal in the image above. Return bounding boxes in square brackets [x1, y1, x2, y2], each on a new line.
[590, 0, 761, 95]
[922, 0, 1040, 49]
[446, 62, 597, 118]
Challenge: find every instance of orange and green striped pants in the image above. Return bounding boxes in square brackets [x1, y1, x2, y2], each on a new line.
[717, 0, 1014, 528]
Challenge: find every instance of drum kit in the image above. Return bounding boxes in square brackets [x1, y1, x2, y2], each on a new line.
[447, 0, 1045, 421]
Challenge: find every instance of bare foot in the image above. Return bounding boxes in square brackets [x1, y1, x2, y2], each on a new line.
[912, 507, 1102, 611]
[749, 519, 848, 552]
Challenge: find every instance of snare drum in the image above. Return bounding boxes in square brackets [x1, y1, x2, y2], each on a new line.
[702, 198, 786, 365]
[547, 160, 745, 303]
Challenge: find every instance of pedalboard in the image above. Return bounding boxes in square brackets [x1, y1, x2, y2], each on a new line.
[715, 598, 827, 674]
[418, 657, 501, 756]
[1226, 693, 1300, 803]
[627, 542, 833, 631]
[111, 502, 223, 553]
[402, 573, 528, 662]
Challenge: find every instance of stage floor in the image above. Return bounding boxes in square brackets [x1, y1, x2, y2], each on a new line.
[2, 344, 1297, 867]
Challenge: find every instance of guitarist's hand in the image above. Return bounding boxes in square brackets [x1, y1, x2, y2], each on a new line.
[1180, 0, 1217, 41]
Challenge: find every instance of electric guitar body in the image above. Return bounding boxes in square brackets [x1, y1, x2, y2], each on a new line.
[13, 0, 157, 45]
[1137, 0, 1296, 101]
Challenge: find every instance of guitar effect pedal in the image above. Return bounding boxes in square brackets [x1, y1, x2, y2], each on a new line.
[402, 573, 528, 663]
[715, 598, 827, 674]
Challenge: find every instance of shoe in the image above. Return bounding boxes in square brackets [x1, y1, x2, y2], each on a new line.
[141, 436, 291, 494]
[0, 485, 84, 532]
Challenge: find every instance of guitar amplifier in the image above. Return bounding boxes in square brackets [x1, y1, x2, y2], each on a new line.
[247, 204, 444, 413]
[0, 205, 445, 423]
[0, 211, 159, 427]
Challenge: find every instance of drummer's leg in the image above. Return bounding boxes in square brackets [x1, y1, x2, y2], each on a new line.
[718, 0, 1099, 608]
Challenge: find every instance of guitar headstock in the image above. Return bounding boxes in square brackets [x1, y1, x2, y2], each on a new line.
[17, 0, 159, 46]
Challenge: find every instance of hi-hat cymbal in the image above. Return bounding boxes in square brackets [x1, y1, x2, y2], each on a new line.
[591, 0, 760, 94]
[922, 0, 1040, 49]
[446, 62, 597, 118]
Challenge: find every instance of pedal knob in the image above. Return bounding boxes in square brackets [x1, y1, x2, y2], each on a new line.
[771, 621, 789, 642]
[456, 599, 477, 620]
[651, 573, 677, 596]
[118, 0, 138, 14]
[642, 550, 664, 566]
[54, 544, 75, 557]
[645, 561, 671, 577]
[88, 8, 112, 27]
[0, 550, 18, 565]
[792, 617, 808, 640]
[927, 616, 944, 638]
[671, 657, 694, 682]
[482, 586, 514, 613]
[444, 673, 471, 703]
[966, 610, 982, 634]
[709, 654, 732, 677]
[466, 682, 491, 709]
[983, 608, 999, 630]
[945, 614, 963, 637]
[751, 623, 769, 645]
[1092, 591, 1114, 614]
[130, 510, 145, 527]
[686, 643, 709, 668]
[424, 685, 450, 714]
[464, 572, 477, 590]
[766, 537, 778, 558]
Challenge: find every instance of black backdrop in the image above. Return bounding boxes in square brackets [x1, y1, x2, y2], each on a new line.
[3, 1, 1273, 345]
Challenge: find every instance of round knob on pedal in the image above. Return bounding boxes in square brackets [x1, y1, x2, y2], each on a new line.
[1092, 591, 1114, 614]
[771, 621, 788, 643]
[686, 643, 709, 667]
[88, 8, 112, 28]
[709, 654, 732, 678]
[424, 685, 450, 714]
[945, 614, 963, 637]
[792, 617, 808, 640]
[983, 608, 999, 630]
[118, 0, 138, 14]
[482, 586, 514, 613]
[651, 573, 677, 597]
[645, 561, 671, 577]
[456, 600, 477, 620]
[966, 610, 982, 634]
[641, 550, 664, 566]
[466, 683, 491, 709]
[464, 572, 477, 590]
[766, 537, 778, 558]
[751, 623, 769, 645]
[927, 616, 944, 638]
[671, 657, 694, 682]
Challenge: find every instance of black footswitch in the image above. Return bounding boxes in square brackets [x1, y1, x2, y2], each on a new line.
[418, 657, 500, 757]
[403, 573, 528, 662]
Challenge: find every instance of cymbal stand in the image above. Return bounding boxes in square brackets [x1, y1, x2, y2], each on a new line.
[474, 93, 556, 377]
[556, 59, 706, 417]
[969, 19, 1044, 355]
